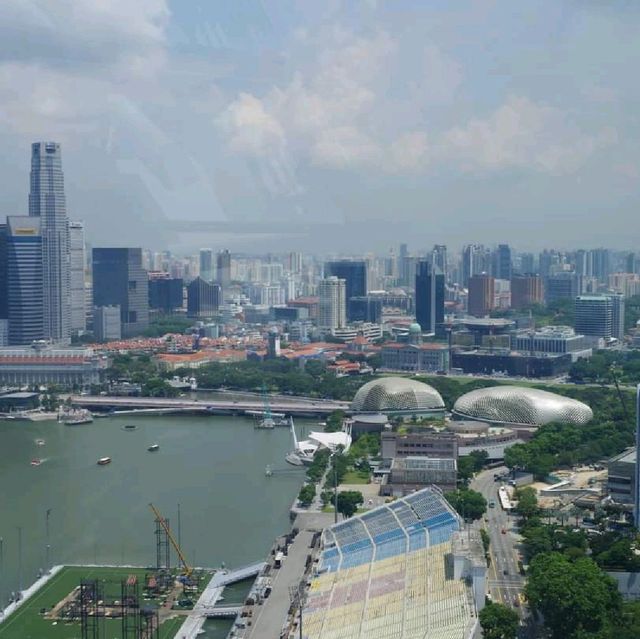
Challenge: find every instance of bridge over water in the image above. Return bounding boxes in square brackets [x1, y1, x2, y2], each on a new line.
[70, 395, 350, 417]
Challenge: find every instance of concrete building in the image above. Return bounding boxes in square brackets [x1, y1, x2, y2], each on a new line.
[0, 343, 106, 387]
[608, 448, 635, 506]
[29, 142, 71, 343]
[546, 273, 581, 303]
[92, 248, 149, 337]
[575, 295, 613, 340]
[6, 216, 44, 345]
[512, 326, 592, 360]
[386, 457, 457, 495]
[381, 430, 458, 460]
[199, 248, 213, 282]
[381, 325, 449, 373]
[511, 274, 543, 309]
[318, 276, 346, 332]
[187, 277, 220, 318]
[347, 296, 383, 324]
[611, 293, 625, 341]
[0, 224, 7, 346]
[468, 274, 495, 317]
[69, 221, 86, 334]
[494, 244, 512, 280]
[93, 305, 121, 342]
[452, 348, 574, 378]
[415, 259, 444, 333]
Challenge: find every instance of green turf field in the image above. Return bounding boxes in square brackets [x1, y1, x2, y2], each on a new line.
[0, 566, 188, 639]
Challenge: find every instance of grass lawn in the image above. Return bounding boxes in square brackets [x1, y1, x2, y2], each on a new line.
[341, 470, 370, 485]
[0, 567, 189, 639]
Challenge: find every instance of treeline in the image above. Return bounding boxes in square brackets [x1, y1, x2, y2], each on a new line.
[188, 359, 372, 400]
[569, 349, 640, 384]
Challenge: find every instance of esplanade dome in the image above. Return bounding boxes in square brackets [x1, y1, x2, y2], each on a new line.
[453, 385, 593, 427]
[351, 377, 445, 416]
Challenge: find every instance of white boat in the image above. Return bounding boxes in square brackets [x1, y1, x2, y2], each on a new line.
[63, 409, 93, 426]
[255, 416, 275, 430]
[97, 457, 112, 465]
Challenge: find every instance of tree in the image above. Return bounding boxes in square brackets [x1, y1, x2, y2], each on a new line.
[525, 552, 621, 639]
[445, 488, 487, 521]
[324, 410, 346, 433]
[298, 483, 316, 508]
[337, 491, 364, 518]
[515, 487, 539, 521]
[479, 602, 519, 639]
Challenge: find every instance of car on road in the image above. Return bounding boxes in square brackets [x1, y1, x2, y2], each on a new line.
[489, 501, 496, 508]
[501, 528, 506, 534]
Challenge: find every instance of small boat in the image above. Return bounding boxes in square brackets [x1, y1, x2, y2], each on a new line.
[97, 457, 112, 465]
[255, 417, 275, 430]
[147, 444, 160, 452]
[265, 464, 273, 477]
[123, 424, 137, 431]
[30, 458, 42, 467]
[36, 439, 45, 446]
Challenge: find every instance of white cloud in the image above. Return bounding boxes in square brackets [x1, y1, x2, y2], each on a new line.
[312, 126, 382, 168]
[442, 95, 615, 174]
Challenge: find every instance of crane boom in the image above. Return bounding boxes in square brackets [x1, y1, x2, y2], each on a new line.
[149, 503, 192, 576]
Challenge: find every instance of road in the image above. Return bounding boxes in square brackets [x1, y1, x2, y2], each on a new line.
[471, 467, 526, 613]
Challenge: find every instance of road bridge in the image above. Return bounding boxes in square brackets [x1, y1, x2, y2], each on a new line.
[69, 395, 350, 417]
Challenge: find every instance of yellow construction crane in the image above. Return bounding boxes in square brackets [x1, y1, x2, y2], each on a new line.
[148, 503, 193, 577]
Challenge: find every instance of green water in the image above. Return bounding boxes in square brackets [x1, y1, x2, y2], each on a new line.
[0, 415, 307, 613]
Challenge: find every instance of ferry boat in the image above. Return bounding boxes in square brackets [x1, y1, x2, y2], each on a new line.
[97, 457, 112, 465]
[30, 458, 42, 467]
[147, 444, 160, 452]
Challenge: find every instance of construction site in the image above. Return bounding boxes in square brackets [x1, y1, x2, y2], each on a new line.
[0, 504, 216, 639]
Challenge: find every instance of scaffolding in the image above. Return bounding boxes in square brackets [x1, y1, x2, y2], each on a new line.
[121, 576, 141, 639]
[154, 516, 171, 571]
[80, 579, 104, 639]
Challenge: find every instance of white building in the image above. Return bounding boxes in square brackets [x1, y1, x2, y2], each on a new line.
[318, 276, 346, 332]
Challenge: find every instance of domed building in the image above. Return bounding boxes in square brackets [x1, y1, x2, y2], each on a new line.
[452, 386, 593, 431]
[351, 377, 445, 418]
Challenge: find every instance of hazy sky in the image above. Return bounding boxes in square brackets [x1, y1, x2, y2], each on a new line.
[0, 1, 638, 254]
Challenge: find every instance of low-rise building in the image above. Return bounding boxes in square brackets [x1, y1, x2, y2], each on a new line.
[381, 430, 458, 460]
[0, 344, 107, 387]
[512, 326, 592, 361]
[607, 448, 636, 506]
[381, 341, 449, 373]
[383, 456, 457, 495]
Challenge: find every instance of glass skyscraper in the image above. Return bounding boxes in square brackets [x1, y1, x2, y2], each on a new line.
[29, 141, 71, 343]
[415, 260, 444, 333]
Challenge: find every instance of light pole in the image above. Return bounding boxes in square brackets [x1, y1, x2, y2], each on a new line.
[45, 508, 51, 574]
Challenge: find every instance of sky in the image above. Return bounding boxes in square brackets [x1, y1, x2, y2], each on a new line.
[0, 1, 638, 255]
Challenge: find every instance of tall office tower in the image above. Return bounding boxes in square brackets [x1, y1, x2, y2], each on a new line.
[0, 224, 7, 345]
[318, 276, 346, 331]
[6, 216, 44, 345]
[199, 248, 214, 282]
[415, 260, 444, 333]
[93, 305, 121, 342]
[398, 243, 411, 286]
[519, 253, 535, 274]
[29, 142, 71, 343]
[187, 277, 220, 318]
[432, 245, 448, 282]
[462, 244, 484, 286]
[575, 296, 613, 339]
[149, 275, 184, 312]
[69, 221, 86, 334]
[610, 294, 625, 341]
[494, 244, 512, 280]
[626, 252, 637, 275]
[510, 275, 543, 309]
[324, 260, 367, 319]
[216, 249, 231, 288]
[546, 273, 580, 303]
[591, 248, 611, 281]
[92, 248, 149, 337]
[574, 249, 592, 278]
[468, 274, 495, 317]
[287, 251, 303, 274]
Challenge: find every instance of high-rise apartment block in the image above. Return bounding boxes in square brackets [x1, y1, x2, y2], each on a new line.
[415, 260, 444, 333]
[324, 260, 367, 320]
[92, 248, 149, 337]
[29, 142, 71, 343]
[318, 276, 346, 332]
[510, 275, 543, 309]
[468, 274, 495, 317]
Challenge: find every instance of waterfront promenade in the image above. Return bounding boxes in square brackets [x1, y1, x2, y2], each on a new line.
[70, 395, 350, 417]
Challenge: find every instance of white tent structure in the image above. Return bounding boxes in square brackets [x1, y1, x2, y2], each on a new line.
[285, 418, 352, 466]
